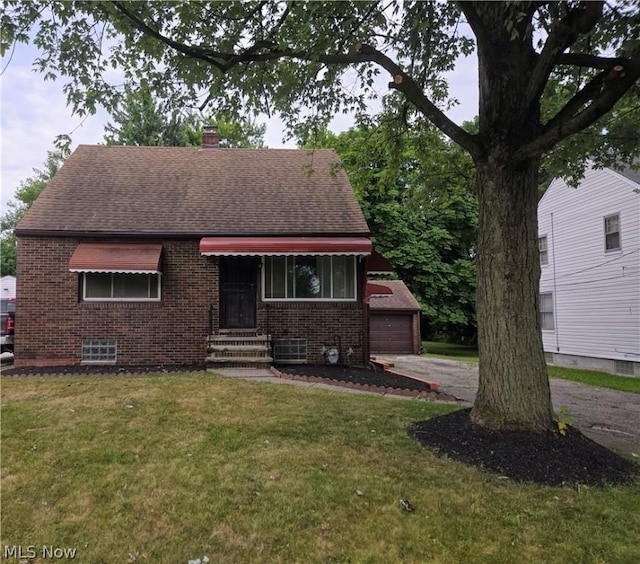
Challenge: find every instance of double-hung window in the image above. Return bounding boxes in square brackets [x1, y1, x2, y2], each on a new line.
[264, 256, 356, 300]
[604, 213, 621, 251]
[539, 292, 554, 331]
[538, 236, 548, 265]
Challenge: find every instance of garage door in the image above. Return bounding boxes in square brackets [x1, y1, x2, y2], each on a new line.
[370, 313, 413, 354]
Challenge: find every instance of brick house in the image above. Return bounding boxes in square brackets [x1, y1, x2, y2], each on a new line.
[15, 134, 374, 368]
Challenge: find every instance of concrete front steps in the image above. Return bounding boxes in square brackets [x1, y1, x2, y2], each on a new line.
[206, 331, 272, 369]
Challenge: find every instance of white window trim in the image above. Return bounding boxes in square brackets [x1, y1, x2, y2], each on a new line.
[538, 235, 548, 266]
[540, 292, 554, 331]
[82, 272, 162, 302]
[604, 213, 621, 253]
[262, 256, 358, 302]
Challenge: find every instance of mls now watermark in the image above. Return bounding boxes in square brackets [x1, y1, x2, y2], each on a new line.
[3, 545, 78, 559]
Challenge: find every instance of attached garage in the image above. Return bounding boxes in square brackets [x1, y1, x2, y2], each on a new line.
[368, 280, 421, 355]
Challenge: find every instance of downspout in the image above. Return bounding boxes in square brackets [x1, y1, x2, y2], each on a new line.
[362, 255, 370, 365]
[550, 212, 560, 353]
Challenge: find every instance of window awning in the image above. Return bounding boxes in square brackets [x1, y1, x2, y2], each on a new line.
[69, 243, 163, 274]
[367, 250, 394, 274]
[366, 282, 395, 299]
[199, 236, 372, 256]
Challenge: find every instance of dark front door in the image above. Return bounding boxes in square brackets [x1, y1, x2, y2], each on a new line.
[220, 257, 258, 329]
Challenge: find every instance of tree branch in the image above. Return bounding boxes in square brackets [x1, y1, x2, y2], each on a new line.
[523, 1, 604, 113]
[111, 1, 226, 72]
[109, 4, 479, 155]
[349, 45, 480, 157]
[556, 52, 629, 70]
[515, 54, 640, 160]
[457, 2, 493, 53]
[543, 71, 607, 131]
[266, 1, 294, 39]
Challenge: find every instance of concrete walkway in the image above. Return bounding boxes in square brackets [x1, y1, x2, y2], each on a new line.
[375, 355, 640, 457]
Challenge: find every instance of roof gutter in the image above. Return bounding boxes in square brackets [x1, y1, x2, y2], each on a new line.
[15, 229, 372, 239]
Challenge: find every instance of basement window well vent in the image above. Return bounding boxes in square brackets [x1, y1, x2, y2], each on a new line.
[82, 340, 117, 364]
[614, 360, 636, 376]
[273, 339, 307, 364]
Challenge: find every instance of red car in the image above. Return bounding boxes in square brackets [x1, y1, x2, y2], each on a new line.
[1, 297, 15, 354]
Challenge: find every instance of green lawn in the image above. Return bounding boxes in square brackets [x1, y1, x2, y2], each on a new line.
[2, 373, 639, 563]
[547, 365, 640, 394]
[422, 340, 480, 363]
[422, 341, 640, 394]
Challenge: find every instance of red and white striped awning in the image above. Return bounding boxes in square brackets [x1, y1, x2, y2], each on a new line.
[199, 236, 372, 256]
[69, 243, 163, 274]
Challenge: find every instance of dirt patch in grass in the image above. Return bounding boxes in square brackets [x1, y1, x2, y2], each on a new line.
[410, 408, 640, 487]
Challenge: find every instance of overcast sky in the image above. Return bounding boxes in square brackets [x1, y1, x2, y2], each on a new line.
[1, 40, 478, 214]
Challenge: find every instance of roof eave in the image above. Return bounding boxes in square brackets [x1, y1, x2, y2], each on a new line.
[16, 229, 372, 239]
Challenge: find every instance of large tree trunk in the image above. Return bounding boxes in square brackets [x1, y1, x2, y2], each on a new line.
[471, 156, 554, 431]
[466, 3, 555, 432]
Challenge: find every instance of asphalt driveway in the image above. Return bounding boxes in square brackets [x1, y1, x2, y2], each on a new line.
[376, 355, 640, 458]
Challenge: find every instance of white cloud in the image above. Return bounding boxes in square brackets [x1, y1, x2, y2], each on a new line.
[1, 58, 108, 211]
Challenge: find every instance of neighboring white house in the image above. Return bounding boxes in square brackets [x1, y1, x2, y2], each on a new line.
[538, 163, 640, 377]
[1, 275, 16, 298]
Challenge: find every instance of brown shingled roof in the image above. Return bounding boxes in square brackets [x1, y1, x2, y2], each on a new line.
[17, 145, 370, 237]
[368, 280, 421, 311]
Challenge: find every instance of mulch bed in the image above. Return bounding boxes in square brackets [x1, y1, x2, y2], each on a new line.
[1, 364, 206, 377]
[273, 364, 458, 400]
[409, 408, 640, 487]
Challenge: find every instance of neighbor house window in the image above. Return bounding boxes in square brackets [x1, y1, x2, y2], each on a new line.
[264, 256, 356, 300]
[82, 340, 117, 363]
[604, 213, 621, 251]
[538, 236, 548, 265]
[539, 292, 554, 331]
[83, 273, 161, 301]
[614, 360, 635, 376]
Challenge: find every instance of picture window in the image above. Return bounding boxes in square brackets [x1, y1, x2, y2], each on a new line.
[264, 256, 356, 300]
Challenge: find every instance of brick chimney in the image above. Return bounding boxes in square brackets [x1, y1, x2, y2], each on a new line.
[202, 125, 220, 148]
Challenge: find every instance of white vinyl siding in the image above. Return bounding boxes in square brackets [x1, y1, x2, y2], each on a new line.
[538, 165, 640, 363]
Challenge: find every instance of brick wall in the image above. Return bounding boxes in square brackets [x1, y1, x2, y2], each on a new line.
[258, 301, 366, 365]
[16, 237, 367, 367]
[15, 237, 217, 367]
